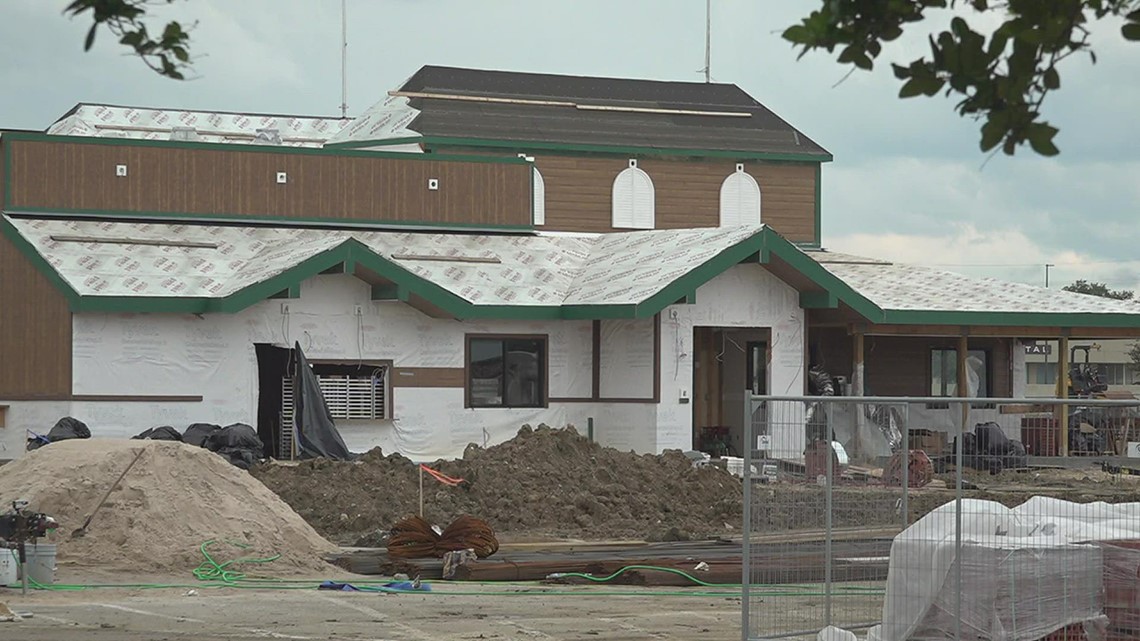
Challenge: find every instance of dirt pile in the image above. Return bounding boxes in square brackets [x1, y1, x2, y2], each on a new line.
[251, 425, 744, 545]
[0, 439, 337, 576]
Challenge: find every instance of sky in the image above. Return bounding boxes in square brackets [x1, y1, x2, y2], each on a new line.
[2, 0, 1138, 293]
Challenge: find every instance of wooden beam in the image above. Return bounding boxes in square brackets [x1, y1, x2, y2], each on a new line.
[591, 320, 601, 401]
[852, 331, 865, 459]
[800, 291, 838, 309]
[1057, 335, 1070, 456]
[371, 284, 409, 301]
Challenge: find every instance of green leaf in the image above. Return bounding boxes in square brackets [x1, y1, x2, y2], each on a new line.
[84, 23, 98, 51]
[1123, 22, 1140, 41]
[979, 118, 1006, 152]
[1027, 123, 1061, 156]
[1043, 67, 1060, 89]
[782, 24, 813, 44]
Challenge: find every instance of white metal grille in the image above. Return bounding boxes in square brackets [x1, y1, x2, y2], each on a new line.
[279, 369, 388, 459]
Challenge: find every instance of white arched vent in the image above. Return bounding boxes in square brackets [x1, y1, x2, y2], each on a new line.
[532, 167, 546, 226]
[612, 160, 655, 229]
[719, 163, 762, 227]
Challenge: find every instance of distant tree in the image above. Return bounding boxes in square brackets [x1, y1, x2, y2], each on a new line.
[784, 1, 1140, 157]
[1128, 341, 1140, 377]
[64, 0, 194, 80]
[1062, 279, 1135, 300]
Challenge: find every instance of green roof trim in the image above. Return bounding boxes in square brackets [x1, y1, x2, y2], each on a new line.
[346, 134, 833, 163]
[2, 131, 528, 165]
[323, 136, 425, 150]
[5, 207, 534, 234]
[881, 309, 1140, 328]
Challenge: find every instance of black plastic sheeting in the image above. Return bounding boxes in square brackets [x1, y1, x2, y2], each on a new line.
[954, 422, 1029, 474]
[27, 417, 91, 451]
[203, 423, 264, 470]
[133, 425, 184, 442]
[183, 423, 222, 448]
[291, 342, 355, 461]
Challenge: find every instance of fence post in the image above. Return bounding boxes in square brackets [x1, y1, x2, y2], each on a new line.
[741, 390, 753, 641]
[824, 402, 834, 629]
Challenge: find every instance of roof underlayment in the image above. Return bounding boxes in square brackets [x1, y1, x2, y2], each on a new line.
[6, 215, 1140, 325]
[46, 104, 351, 148]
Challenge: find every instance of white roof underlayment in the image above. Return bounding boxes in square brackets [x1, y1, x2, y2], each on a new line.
[807, 249, 1140, 315]
[46, 104, 351, 148]
[4, 216, 762, 307]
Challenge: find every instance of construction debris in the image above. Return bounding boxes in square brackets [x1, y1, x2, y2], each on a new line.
[387, 515, 499, 559]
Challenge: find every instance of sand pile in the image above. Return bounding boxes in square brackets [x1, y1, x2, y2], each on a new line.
[0, 439, 337, 576]
[251, 425, 744, 545]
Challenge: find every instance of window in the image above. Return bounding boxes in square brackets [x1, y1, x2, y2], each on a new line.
[746, 342, 768, 396]
[467, 336, 547, 408]
[719, 164, 762, 226]
[611, 160, 655, 229]
[533, 167, 546, 226]
[1026, 362, 1058, 385]
[930, 349, 990, 397]
[281, 363, 389, 422]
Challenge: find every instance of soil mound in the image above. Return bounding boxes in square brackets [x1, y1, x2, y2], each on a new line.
[251, 425, 744, 545]
[0, 439, 337, 576]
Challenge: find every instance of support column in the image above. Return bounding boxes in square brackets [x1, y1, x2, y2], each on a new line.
[852, 331, 865, 458]
[957, 336, 970, 430]
[1057, 335, 1070, 456]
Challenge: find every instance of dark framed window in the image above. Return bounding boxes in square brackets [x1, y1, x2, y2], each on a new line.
[746, 341, 768, 396]
[466, 335, 547, 408]
[930, 349, 990, 397]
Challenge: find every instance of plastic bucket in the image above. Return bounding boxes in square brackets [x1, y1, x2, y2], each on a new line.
[17, 543, 57, 586]
[0, 549, 17, 586]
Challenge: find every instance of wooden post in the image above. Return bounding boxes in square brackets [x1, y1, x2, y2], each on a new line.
[1053, 335, 1062, 453]
[852, 332, 865, 458]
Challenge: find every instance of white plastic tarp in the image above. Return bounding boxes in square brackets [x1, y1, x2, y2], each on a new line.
[877, 497, 1140, 641]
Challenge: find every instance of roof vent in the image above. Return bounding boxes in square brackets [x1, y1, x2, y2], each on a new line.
[170, 126, 200, 141]
[255, 128, 282, 145]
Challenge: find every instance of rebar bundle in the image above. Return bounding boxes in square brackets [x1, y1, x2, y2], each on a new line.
[387, 515, 499, 560]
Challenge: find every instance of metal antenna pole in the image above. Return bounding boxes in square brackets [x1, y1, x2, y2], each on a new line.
[1045, 263, 1054, 288]
[703, 0, 711, 83]
[340, 0, 348, 118]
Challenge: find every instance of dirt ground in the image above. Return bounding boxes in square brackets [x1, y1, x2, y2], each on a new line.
[252, 424, 1140, 545]
[252, 425, 743, 545]
[1, 577, 762, 641]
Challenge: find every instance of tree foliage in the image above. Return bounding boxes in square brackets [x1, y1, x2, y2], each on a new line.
[784, 1, 1140, 157]
[65, 0, 194, 80]
[1062, 279, 1135, 300]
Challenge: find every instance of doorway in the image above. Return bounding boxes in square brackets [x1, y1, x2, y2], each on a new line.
[255, 344, 291, 460]
[692, 328, 770, 457]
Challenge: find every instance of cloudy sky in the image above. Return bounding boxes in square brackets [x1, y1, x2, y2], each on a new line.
[2, 1, 1138, 292]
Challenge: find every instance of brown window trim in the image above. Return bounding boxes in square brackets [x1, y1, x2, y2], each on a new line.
[464, 333, 549, 409]
[566, 314, 660, 404]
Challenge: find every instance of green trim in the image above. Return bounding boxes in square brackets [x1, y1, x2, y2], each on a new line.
[323, 136, 425, 150]
[880, 310, 1140, 328]
[800, 292, 838, 309]
[418, 136, 834, 163]
[3, 131, 527, 165]
[6, 207, 534, 234]
[761, 232, 886, 322]
[814, 163, 822, 248]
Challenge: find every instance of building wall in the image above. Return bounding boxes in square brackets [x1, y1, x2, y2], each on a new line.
[1023, 338, 1140, 398]
[657, 263, 806, 458]
[0, 228, 73, 400]
[862, 336, 1013, 397]
[4, 138, 532, 227]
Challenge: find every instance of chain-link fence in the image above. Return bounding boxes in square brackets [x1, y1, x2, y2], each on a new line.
[741, 394, 1140, 641]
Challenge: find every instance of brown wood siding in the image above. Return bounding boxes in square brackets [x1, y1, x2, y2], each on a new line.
[865, 336, 1012, 397]
[390, 367, 465, 388]
[532, 155, 817, 241]
[0, 231, 73, 400]
[7, 140, 531, 227]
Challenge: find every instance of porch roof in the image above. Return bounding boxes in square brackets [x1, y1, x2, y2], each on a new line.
[806, 249, 1140, 328]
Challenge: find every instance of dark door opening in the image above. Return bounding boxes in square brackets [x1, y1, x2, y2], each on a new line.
[255, 343, 291, 459]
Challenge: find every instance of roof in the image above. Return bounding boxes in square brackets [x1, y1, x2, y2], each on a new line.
[805, 249, 1140, 325]
[326, 66, 831, 160]
[7, 213, 1140, 329]
[1, 215, 771, 318]
[45, 103, 351, 148]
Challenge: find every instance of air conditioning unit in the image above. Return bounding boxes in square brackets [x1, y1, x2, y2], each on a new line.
[255, 128, 282, 145]
[170, 126, 200, 141]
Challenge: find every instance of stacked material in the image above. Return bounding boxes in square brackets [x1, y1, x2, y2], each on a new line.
[874, 497, 1140, 641]
[0, 439, 337, 576]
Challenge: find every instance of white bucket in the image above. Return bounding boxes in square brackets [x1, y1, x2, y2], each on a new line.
[0, 548, 17, 586]
[18, 543, 57, 586]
